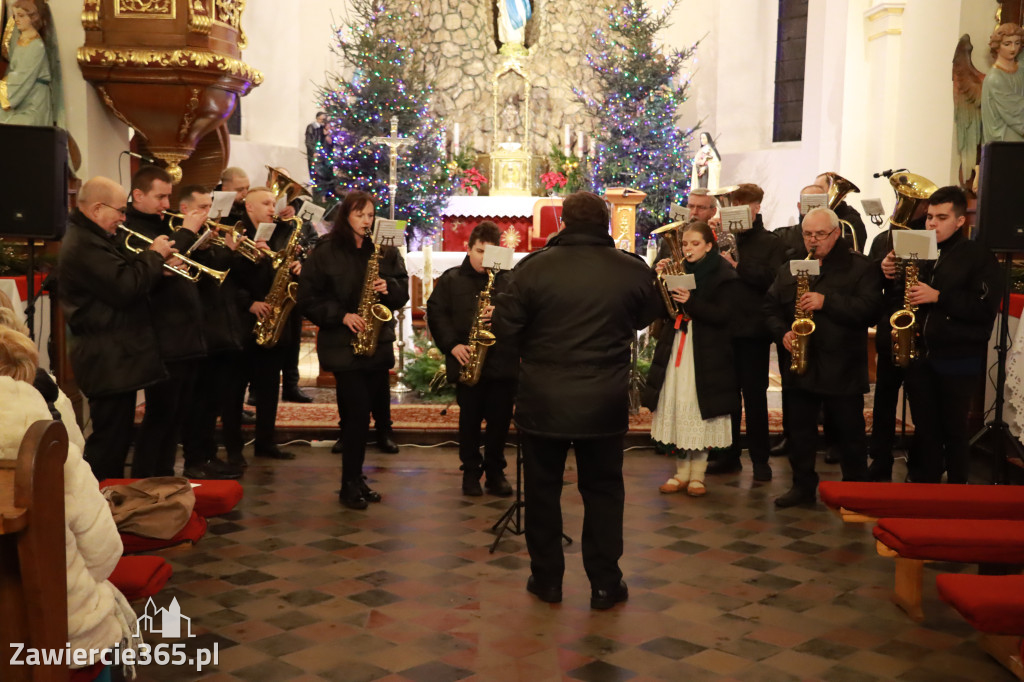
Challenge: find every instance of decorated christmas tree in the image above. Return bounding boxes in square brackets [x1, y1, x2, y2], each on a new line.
[576, 0, 697, 245]
[314, 0, 452, 245]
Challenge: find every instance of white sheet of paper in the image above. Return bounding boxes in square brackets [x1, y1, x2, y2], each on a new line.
[297, 200, 326, 224]
[720, 205, 752, 233]
[669, 203, 690, 222]
[186, 227, 215, 254]
[800, 193, 828, 215]
[893, 229, 938, 260]
[790, 259, 821, 276]
[483, 244, 514, 270]
[861, 198, 885, 217]
[275, 195, 288, 215]
[254, 222, 277, 242]
[663, 273, 696, 291]
[373, 218, 407, 247]
[211, 191, 235, 219]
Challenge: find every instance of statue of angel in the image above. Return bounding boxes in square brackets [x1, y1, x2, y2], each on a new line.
[952, 34, 985, 188]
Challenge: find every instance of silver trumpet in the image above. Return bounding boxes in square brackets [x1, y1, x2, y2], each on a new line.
[118, 224, 230, 284]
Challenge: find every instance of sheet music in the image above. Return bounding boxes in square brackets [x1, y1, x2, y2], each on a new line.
[373, 218, 407, 247]
[483, 244, 514, 270]
[210, 191, 235, 219]
[789, 259, 821, 276]
[893, 229, 938, 260]
[663, 273, 696, 290]
[720, 205, 752, 233]
[800, 193, 828, 215]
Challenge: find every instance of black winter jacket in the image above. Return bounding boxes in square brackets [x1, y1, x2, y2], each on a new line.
[296, 236, 409, 372]
[187, 239, 249, 354]
[426, 257, 517, 382]
[122, 206, 207, 361]
[642, 257, 740, 419]
[492, 230, 663, 438]
[764, 244, 882, 395]
[732, 215, 785, 338]
[58, 210, 167, 397]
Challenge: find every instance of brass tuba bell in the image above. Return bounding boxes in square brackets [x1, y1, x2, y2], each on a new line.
[889, 172, 938, 229]
[265, 165, 312, 205]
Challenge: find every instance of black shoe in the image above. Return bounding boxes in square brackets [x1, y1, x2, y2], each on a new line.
[824, 447, 841, 464]
[752, 462, 773, 482]
[339, 480, 368, 510]
[359, 475, 382, 503]
[868, 458, 893, 482]
[462, 471, 483, 497]
[182, 465, 212, 480]
[774, 487, 816, 508]
[227, 452, 248, 468]
[706, 457, 742, 475]
[184, 461, 242, 481]
[376, 434, 400, 454]
[484, 474, 513, 497]
[282, 387, 313, 403]
[590, 580, 628, 610]
[245, 393, 256, 407]
[240, 409, 256, 425]
[526, 576, 562, 604]
[205, 458, 244, 479]
[770, 437, 789, 457]
[331, 439, 343, 454]
[254, 444, 296, 460]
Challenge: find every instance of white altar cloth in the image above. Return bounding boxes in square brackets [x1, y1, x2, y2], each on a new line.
[444, 195, 541, 218]
[404, 250, 528, 280]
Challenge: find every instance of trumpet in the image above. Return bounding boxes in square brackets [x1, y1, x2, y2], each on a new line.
[163, 211, 276, 264]
[117, 224, 230, 285]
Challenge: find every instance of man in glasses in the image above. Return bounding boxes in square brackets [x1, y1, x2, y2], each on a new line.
[764, 207, 882, 507]
[58, 176, 175, 481]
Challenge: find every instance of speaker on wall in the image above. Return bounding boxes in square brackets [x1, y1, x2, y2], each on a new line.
[978, 141, 1024, 253]
[0, 125, 69, 240]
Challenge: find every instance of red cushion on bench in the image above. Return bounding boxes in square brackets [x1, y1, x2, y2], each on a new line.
[819, 481, 1024, 520]
[70, 662, 106, 681]
[873, 518, 1024, 564]
[119, 511, 207, 555]
[109, 555, 172, 602]
[100, 478, 243, 518]
[937, 574, 1024, 635]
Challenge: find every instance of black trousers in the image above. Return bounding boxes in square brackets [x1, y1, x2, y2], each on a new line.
[788, 389, 868, 493]
[456, 378, 515, 477]
[224, 345, 286, 455]
[83, 392, 138, 481]
[730, 336, 771, 464]
[869, 335, 907, 466]
[280, 316, 303, 391]
[181, 351, 237, 468]
[904, 363, 976, 484]
[522, 433, 624, 591]
[336, 367, 393, 435]
[334, 367, 389, 483]
[133, 359, 199, 478]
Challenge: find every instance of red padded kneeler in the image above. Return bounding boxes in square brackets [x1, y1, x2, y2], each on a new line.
[70, 662, 105, 681]
[873, 518, 1024, 563]
[109, 555, 173, 602]
[100, 478, 243, 518]
[119, 511, 207, 555]
[937, 574, 1024, 635]
[820, 481, 1024, 520]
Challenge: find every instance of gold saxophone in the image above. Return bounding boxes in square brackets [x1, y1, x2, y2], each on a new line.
[890, 258, 919, 368]
[789, 246, 817, 375]
[352, 242, 394, 356]
[253, 218, 302, 348]
[459, 270, 497, 386]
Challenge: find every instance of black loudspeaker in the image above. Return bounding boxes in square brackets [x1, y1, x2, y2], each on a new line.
[0, 125, 69, 240]
[978, 141, 1024, 252]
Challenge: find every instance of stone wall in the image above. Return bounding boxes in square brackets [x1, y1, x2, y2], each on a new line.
[397, 0, 609, 157]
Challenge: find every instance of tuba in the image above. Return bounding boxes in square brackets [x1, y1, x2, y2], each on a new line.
[789, 246, 817, 376]
[266, 166, 312, 205]
[823, 172, 861, 251]
[889, 172, 938, 229]
[651, 220, 687, 317]
[351, 242, 394, 356]
[253, 218, 303, 347]
[459, 269, 498, 386]
[890, 258, 919, 368]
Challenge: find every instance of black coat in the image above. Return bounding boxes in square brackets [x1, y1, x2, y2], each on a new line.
[58, 210, 167, 397]
[492, 230, 663, 438]
[642, 257, 741, 419]
[296, 236, 409, 372]
[187, 239, 249, 354]
[123, 207, 207, 361]
[732, 215, 785, 338]
[764, 244, 882, 395]
[426, 257, 517, 382]
[868, 229, 903, 351]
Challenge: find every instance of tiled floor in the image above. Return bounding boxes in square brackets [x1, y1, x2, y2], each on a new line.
[133, 444, 1012, 682]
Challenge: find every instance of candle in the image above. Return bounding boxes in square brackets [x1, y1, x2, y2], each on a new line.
[564, 124, 571, 156]
[423, 243, 433, 285]
[453, 122, 460, 156]
[576, 131, 584, 156]
[646, 237, 658, 267]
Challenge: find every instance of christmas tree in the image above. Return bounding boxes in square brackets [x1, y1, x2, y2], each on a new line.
[314, 0, 452, 246]
[576, 0, 697, 246]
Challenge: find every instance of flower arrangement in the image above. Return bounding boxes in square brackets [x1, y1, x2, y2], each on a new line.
[458, 167, 488, 193]
[447, 150, 488, 195]
[545, 143, 587, 194]
[540, 171, 567, 192]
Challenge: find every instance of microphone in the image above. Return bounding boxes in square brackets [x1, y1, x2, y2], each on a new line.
[124, 150, 157, 164]
[872, 168, 907, 179]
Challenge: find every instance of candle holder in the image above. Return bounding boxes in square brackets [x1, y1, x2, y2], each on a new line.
[393, 306, 413, 394]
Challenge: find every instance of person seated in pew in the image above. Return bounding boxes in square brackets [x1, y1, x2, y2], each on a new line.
[0, 330, 141, 678]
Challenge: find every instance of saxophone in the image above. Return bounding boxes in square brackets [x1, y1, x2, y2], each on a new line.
[351, 242, 394, 356]
[459, 269, 497, 386]
[254, 218, 303, 348]
[889, 258, 919, 368]
[789, 246, 817, 375]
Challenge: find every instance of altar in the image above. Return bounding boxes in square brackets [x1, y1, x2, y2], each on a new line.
[441, 195, 562, 252]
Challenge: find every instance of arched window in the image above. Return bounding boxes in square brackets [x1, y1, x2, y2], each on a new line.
[772, 0, 808, 142]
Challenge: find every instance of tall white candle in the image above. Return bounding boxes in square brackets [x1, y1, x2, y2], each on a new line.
[576, 131, 584, 156]
[646, 238, 658, 267]
[453, 122, 460, 156]
[564, 124, 571, 156]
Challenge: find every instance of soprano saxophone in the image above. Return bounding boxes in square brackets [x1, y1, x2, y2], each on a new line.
[254, 218, 302, 348]
[889, 258, 919, 368]
[789, 246, 817, 375]
[351, 242, 394, 356]
[458, 269, 497, 386]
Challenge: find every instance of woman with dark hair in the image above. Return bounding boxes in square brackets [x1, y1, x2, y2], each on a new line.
[296, 191, 409, 509]
[644, 221, 739, 496]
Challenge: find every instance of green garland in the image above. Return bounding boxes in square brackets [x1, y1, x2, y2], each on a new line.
[403, 331, 456, 402]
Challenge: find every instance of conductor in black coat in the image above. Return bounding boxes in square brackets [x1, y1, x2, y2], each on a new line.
[426, 221, 516, 497]
[58, 176, 175, 480]
[492, 191, 663, 610]
[880, 186, 1000, 483]
[764, 207, 882, 507]
[297, 191, 409, 510]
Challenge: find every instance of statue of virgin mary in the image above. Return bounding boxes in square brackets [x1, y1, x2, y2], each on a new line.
[497, 0, 532, 49]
